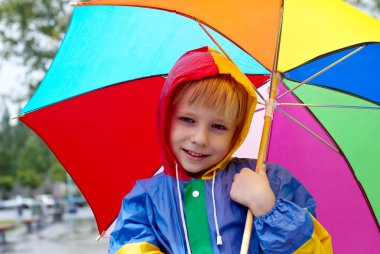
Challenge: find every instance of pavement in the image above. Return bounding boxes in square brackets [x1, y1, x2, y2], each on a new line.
[0, 207, 109, 254]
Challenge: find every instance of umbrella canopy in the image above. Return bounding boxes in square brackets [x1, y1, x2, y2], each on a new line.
[18, 0, 379, 253]
[19, 4, 270, 234]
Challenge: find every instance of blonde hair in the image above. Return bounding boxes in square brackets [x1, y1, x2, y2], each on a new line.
[172, 74, 249, 145]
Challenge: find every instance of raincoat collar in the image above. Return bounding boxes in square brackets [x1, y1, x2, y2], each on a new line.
[157, 46, 257, 180]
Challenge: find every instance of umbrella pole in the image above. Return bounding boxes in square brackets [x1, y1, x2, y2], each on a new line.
[240, 74, 280, 254]
[240, 2, 283, 250]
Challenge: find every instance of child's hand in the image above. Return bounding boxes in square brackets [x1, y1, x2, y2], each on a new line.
[230, 164, 276, 217]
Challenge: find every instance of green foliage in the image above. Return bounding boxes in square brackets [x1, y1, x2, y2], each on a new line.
[345, 0, 380, 18]
[17, 134, 48, 174]
[0, 106, 67, 195]
[0, 108, 31, 176]
[0, 0, 71, 94]
[49, 156, 66, 182]
[0, 175, 14, 198]
[17, 168, 43, 189]
[15, 134, 48, 190]
[0, 148, 13, 175]
[0, 109, 17, 176]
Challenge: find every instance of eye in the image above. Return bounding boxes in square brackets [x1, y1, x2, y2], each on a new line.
[212, 124, 228, 131]
[179, 116, 195, 124]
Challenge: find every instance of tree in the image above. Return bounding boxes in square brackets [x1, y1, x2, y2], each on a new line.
[346, 0, 380, 18]
[49, 156, 66, 182]
[16, 133, 50, 191]
[0, 106, 32, 174]
[17, 168, 43, 191]
[0, 175, 14, 199]
[0, 108, 14, 175]
[0, 0, 71, 96]
[0, 107, 17, 198]
[18, 134, 47, 173]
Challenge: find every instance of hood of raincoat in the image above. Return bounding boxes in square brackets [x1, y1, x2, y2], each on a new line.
[157, 46, 257, 180]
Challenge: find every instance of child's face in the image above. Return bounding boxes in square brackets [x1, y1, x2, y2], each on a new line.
[170, 92, 236, 175]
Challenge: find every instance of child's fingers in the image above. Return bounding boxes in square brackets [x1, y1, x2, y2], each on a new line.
[232, 168, 251, 184]
[233, 172, 238, 182]
[256, 164, 267, 175]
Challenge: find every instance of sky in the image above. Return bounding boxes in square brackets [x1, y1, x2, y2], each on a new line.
[0, 61, 29, 116]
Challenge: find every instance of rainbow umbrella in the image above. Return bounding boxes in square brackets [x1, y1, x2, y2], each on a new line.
[16, 0, 379, 253]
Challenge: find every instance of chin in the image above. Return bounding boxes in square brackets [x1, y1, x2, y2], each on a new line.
[184, 168, 208, 178]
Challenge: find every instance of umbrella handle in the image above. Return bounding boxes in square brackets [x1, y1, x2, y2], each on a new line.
[240, 75, 279, 254]
[239, 118, 272, 254]
[240, 210, 254, 253]
[240, 5, 283, 251]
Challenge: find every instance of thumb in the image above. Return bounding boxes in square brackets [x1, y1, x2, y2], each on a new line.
[256, 163, 267, 175]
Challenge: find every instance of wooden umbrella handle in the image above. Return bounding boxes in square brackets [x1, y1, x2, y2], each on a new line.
[240, 74, 279, 254]
[240, 5, 283, 251]
[240, 209, 254, 254]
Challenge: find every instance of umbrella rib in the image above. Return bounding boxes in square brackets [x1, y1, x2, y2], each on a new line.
[276, 108, 340, 153]
[255, 107, 265, 113]
[197, 21, 266, 101]
[278, 102, 380, 110]
[276, 45, 366, 100]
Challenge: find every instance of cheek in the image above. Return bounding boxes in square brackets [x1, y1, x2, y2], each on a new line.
[169, 128, 177, 149]
[214, 134, 234, 154]
[169, 119, 178, 150]
[169, 125, 183, 162]
[170, 123, 185, 148]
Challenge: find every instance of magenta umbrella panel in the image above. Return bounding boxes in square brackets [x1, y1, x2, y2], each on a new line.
[234, 80, 379, 253]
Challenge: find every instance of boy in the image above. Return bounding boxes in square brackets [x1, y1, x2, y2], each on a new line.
[109, 47, 332, 253]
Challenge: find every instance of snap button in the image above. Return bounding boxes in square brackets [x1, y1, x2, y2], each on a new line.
[192, 190, 199, 198]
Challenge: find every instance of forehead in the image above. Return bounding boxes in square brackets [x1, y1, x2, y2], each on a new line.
[174, 92, 235, 124]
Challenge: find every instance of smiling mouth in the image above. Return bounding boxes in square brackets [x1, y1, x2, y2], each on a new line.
[183, 149, 208, 158]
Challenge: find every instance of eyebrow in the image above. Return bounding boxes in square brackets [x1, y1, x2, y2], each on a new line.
[175, 104, 235, 126]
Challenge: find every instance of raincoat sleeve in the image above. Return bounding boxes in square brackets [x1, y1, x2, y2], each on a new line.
[253, 164, 332, 253]
[108, 182, 164, 254]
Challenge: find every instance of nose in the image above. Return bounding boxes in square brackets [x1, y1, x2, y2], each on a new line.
[191, 126, 208, 146]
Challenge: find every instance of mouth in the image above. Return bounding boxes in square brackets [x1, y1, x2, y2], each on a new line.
[183, 148, 209, 159]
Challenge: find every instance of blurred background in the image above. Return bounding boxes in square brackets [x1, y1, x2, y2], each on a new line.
[0, 1, 378, 253]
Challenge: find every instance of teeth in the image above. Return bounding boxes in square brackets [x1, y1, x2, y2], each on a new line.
[186, 150, 206, 157]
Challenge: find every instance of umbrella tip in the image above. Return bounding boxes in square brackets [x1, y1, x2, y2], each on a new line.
[69, 1, 82, 6]
[10, 114, 20, 120]
[96, 231, 105, 241]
